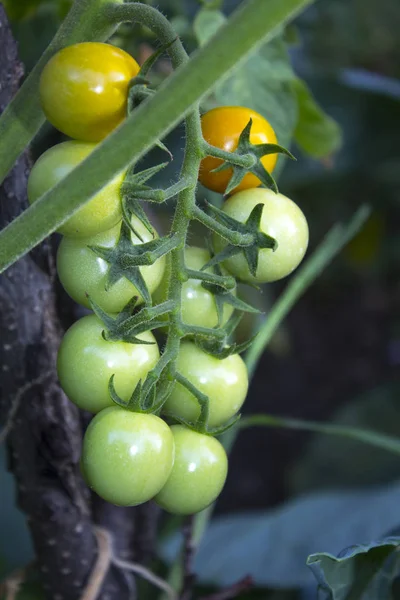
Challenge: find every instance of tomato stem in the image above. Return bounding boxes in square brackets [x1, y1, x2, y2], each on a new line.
[201, 142, 256, 169]
[192, 205, 254, 245]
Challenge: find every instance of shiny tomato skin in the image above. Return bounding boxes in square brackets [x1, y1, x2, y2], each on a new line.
[56, 216, 166, 313]
[199, 106, 278, 194]
[163, 341, 248, 427]
[40, 42, 140, 141]
[214, 188, 309, 284]
[155, 425, 228, 514]
[82, 407, 175, 506]
[27, 141, 124, 237]
[57, 314, 159, 413]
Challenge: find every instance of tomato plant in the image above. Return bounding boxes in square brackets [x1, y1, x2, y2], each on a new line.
[163, 341, 249, 427]
[57, 314, 159, 413]
[57, 215, 166, 313]
[155, 425, 228, 515]
[82, 406, 175, 506]
[40, 42, 140, 142]
[199, 106, 278, 194]
[214, 188, 309, 283]
[1, 0, 357, 593]
[27, 141, 124, 237]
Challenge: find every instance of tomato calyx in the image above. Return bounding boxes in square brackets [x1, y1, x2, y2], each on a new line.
[89, 221, 180, 305]
[204, 118, 295, 195]
[193, 311, 257, 359]
[108, 345, 176, 415]
[199, 200, 278, 277]
[108, 367, 172, 415]
[88, 294, 176, 343]
[121, 162, 169, 238]
[194, 253, 259, 326]
[167, 371, 242, 436]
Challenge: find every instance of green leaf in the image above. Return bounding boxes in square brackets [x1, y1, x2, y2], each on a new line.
[193, 8, 227, 46]
[160, 485, 400, 590]
[0, 0, 315, 273]
[245, 205, 371, 376]
[293, 78, 342, 158]
[307, 538, 400, 600]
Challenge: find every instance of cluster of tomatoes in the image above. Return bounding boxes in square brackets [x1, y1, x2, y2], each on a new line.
[27, 41, 308, 514]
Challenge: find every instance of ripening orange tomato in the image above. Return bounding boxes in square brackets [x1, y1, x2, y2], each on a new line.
[199, 106, 278, 194]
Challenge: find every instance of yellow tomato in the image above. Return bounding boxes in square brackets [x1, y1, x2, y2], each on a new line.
[40, 42, 140, 141]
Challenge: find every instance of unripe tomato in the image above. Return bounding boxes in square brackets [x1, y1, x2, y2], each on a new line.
[27, 141, 124, 237]
[163, 342, 248, 427]
[40, 42, 140, 141]
[82, 407, 175, 506]
[199, 106, 278, 194]
[57, 216, 166, 312]
[57, 314, 159, 413]
[214, 188, 309, 283]
[155, 425, 228, 514]
[153, 246, 233, 328]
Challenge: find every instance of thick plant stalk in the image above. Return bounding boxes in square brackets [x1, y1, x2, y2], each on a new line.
[0, 6, 135, 599]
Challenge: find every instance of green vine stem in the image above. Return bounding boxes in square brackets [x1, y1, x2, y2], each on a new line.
[107, 1, 206, 405]
[239, 414, 400, 455]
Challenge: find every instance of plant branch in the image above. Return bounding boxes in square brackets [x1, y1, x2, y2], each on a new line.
[185, 269, 236, 290]
[239, 414, 400, 455]
[201, 142, 255, 168]
[192, 205, 253, 245]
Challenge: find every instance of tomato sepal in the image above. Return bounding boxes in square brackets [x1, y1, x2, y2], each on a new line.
[192, 311, 257, 359]
[198, 254, 260, 325]
[203, 202, 278, 277]
[108, 362, 173, 415]
[89, 223, 179, 305]
[87, 294, 176, 343]
[205, 118, 294, 195]
[165, 409, 242, 437]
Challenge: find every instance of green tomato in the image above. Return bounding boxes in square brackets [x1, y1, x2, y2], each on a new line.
[57, 314, 159, 413]
[57, 216, 165, 313]
[82, 407, 175, 506]
[214, 188, 309, 283]
[155, 425, 228, 514]
[163, 342, 248, 427]
[153, 246, 233, 328]
[27, 141, 124, 237]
